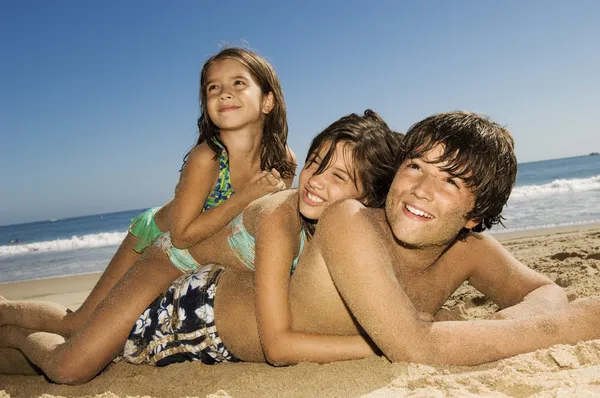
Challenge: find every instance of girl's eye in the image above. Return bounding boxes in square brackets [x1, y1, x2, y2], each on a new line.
[306, 156, 320, 167]
[333, 173, 346, 182]
[234, 80, 245, 86]
[207, 84, 218, 92]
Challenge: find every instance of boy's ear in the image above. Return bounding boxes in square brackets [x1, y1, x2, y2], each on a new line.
[464, 219, 480, 230]
[262, 92, 275, 114]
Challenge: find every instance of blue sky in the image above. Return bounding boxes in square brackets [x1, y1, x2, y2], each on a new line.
[1, 0, 599, 226]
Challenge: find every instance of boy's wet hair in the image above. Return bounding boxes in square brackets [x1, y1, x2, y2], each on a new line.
[302, 109, 404, 236]
[403, 111, 517, 239]
[184, 47, 295, 179]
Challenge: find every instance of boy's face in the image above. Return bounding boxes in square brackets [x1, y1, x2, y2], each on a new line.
[298, 141, 363, 221]
[385, 143, 479, 248]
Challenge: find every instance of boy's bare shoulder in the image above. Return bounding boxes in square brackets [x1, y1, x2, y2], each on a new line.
[454, 231, 502, 252]
[441, 231, 506, 271]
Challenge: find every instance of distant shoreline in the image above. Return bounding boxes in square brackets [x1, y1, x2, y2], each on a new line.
[2, 222, 599, 289]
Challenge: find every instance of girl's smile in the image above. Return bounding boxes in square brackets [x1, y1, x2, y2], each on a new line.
[205, 58, 273, 132]
[298, 141, 363, 221]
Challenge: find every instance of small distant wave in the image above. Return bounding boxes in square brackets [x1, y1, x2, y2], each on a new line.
[511, 175, 600, 200]
[491, 218, 600, 234]
[0, 231, 127, 257]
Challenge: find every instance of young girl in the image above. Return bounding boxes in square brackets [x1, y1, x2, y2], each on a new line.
[0, 110, 404, 381]
[0, 47, 296, 336]
[119, 109, 404, 366]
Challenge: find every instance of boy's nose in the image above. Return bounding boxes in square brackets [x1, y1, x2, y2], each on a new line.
[412, 174, 435, 201]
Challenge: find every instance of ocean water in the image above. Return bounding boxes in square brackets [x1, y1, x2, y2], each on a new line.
[1, 155, 599, 283]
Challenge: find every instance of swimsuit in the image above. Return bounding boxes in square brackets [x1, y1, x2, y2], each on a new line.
[129, 207, 162, 253]
[128, 140, 233, 253]
[157, 210, 306, 274]
[121, 264, 240, 365]
[154, 232, 202, 272]
[228, 212, 306, 274]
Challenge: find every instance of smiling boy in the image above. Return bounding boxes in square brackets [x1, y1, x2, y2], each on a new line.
[285, 110, 600, 365]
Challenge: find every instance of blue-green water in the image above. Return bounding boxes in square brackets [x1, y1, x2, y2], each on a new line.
[1, 155, 599, 283]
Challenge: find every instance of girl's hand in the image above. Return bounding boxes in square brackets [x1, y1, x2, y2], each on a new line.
[241, 169, 286, 202]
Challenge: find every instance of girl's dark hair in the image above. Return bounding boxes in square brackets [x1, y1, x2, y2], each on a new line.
[403, 111, 517, 240]
[301, 109, 404, 236]
[182, 47, 295, 179]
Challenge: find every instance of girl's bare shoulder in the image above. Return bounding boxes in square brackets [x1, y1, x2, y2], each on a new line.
[185, 142, 221, 167]
[244, 189, 299, 230]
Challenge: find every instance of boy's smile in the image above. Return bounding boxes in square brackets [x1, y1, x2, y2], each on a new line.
[385, 144, 479, 248]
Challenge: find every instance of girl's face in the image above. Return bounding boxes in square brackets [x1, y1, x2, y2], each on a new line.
[204, 58, 274, 133]
[298, 141, 364, 221]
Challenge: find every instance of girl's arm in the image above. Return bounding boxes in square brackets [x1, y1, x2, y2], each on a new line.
[254, 199, 376, 366]
[170, 144, 283, 249]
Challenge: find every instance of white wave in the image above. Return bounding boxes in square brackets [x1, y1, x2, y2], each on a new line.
[490, 218, 600, 234]
[510, 175, 600, 200]
[0, 231, 126, 257]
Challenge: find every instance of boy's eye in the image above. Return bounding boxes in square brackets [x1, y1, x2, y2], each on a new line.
[406, 162, 420, 170]
[446, 178, 459, 188]
[234, 79, 245, 86]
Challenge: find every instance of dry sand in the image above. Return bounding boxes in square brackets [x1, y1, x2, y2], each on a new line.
[1, 225, 600, 397]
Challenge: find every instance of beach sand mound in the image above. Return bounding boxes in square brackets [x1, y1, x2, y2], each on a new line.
[1, 227, 599, 397]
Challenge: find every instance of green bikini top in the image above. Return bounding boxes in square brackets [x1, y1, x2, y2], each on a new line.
[201, 140, 234, 212]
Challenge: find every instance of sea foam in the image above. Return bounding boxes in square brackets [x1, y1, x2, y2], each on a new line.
[0, 231, 126, 256]
[510, 175, 600, 200]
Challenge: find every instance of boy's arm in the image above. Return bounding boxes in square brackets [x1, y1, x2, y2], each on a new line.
[253, 199, 376, 366]
[462, 233, 568, 319]
[317, 200, 600, 366]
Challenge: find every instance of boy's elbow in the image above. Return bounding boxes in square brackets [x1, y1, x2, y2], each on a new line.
[386, 346, 431, 365]
[382, 325, 438, 365]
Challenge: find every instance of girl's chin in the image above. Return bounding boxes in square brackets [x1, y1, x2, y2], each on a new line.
[299, 209, 320, 223]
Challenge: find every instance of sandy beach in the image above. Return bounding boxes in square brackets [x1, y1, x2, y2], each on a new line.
[1, 225, 600, 397]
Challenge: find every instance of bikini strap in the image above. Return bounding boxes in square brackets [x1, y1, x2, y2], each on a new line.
[291, 227, 307, 271]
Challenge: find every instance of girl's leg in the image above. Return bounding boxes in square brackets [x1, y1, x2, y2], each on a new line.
[0, 233, 142, 336]
[2, 247, 182, 384]
[0, 347, 41, 375]
[66, 233, 143, 331]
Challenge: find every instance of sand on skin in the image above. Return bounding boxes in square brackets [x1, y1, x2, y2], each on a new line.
[1, 225, 600, 397]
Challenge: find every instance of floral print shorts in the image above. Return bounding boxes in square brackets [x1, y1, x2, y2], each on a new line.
[120, 264, 240, 366]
